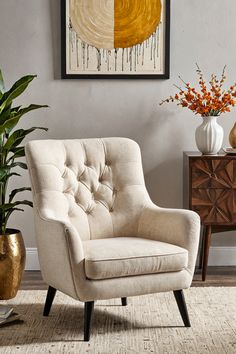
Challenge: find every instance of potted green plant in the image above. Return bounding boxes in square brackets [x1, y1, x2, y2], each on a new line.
[0, 70, 48, 299]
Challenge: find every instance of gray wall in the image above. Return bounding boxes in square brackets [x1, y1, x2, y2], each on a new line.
[0, 0, 236, 249]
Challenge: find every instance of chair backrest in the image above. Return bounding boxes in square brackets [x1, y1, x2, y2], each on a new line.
[26, 138, 150, 241]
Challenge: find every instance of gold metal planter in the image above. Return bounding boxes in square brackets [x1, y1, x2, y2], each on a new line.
[0, 230, 26, 300]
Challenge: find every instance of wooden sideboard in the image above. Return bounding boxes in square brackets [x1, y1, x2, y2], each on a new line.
[183, 151, 236, 281]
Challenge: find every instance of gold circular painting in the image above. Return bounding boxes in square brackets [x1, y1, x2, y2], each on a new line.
[70, 0, 162, 50]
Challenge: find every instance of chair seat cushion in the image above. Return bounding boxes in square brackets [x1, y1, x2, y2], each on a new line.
[82, 237, 188, 280]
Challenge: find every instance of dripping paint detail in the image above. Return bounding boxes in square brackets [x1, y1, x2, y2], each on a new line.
[68, 25, 162, 73]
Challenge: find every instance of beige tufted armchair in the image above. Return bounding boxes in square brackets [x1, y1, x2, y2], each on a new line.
[25, 138, 200, 341]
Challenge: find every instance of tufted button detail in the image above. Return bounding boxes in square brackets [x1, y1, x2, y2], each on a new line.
[61, 150, 115, 218]
[105, 160, 111, 166]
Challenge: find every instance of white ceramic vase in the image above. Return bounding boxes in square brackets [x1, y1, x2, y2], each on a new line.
[195, 116, 224, 155]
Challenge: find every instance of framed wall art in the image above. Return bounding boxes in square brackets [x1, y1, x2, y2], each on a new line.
[61, 0, 170, 79]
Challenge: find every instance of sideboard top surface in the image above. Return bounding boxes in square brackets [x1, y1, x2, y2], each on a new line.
[183, 151, 236, 159]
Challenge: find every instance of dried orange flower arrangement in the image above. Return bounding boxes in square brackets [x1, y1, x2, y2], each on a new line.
[160, 65, 236, 117]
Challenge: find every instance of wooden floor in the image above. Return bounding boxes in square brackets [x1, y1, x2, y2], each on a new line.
[193, 267, 236, 287]
[20, 267, 236, 290]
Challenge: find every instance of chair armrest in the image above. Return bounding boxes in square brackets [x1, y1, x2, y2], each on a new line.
[34, 208, 84, 299]
[138, 205, 200, 275]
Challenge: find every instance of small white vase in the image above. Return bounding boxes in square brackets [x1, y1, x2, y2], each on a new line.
[195, 116, 224, 155]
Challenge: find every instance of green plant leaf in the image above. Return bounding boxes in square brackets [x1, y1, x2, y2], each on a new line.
[5, 104, 48, 134]
[8, 146, 25, 160]
[3, 127, 48, 150]
[0, 163, 27, 181]
[0, 172, 21, 184]
[11, 106, 21, 113]
[18, 104, 48, 116]
[0, 75, 36, 114]
[0, 167, 9, 181]
[9, 162, 28, 170]
[0, 70, 5, 95]
[0, 105, 11, 125]
[0, 115, 21, 135]
[0, 203, 16, 211]
[8, 75, 36, 97]
[0, 72, 47, 232]
[0, 104, 48, 134]
[15, 200, 33, 208]
[0, 200, 33, 211]
[9, 207, 24, 212]
[8, 172, 21, 177]
[5, 207, 24, 225]
[9, 187, 31, 203]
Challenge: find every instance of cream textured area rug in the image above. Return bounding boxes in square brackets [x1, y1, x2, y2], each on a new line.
[0, 288, 235, 354]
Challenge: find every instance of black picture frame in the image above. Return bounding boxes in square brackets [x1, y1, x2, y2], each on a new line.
[61, 0, 170, 79]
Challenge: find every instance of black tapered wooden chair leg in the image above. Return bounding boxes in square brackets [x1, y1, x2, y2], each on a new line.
[173, 290, 191, 327]
[84, 301, 94, 341]
[43, 286, 57, 316]
[121, 297, 127, 306]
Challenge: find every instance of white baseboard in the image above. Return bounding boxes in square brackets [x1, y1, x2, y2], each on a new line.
[207, 247, 236, 266]
[25, 246, 236, 271]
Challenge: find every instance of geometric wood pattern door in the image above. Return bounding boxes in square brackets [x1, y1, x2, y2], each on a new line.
[191, 159, 236, 224]
[192, 188, 234, 224]
[184, 152, 236, 281]
[191, 159, 236, 189]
